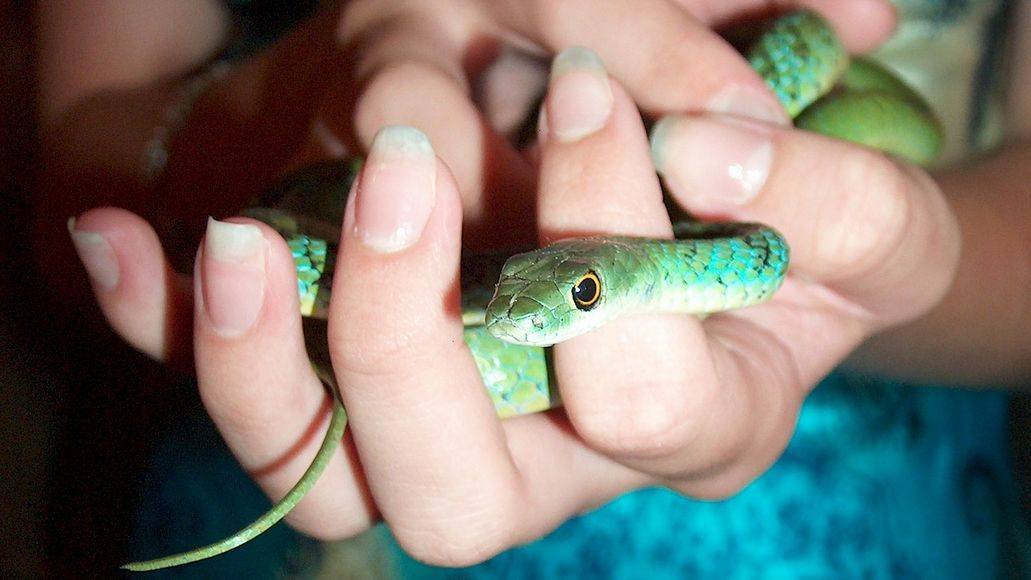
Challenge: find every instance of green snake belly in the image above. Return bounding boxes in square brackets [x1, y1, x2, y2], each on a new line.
[123, 10, 940, 571]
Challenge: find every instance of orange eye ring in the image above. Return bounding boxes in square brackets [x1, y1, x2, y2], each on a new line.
[572, 271, 601, 310]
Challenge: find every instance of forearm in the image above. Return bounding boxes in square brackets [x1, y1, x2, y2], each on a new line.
[38, 3, 265, 220]
[848, 141, 1031, 387]
[36, 6, 350, 295]
[38, 62, 272, 232]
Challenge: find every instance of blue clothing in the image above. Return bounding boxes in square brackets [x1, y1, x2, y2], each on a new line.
[132, 372, 1029, 578]
[392, 372, 1028, 578]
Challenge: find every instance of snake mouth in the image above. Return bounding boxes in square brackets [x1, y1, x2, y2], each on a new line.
[484, 317, 529, 345]
[484, 293, 520, 342]
[486, 322, 556, 347]
[484, 298, 556, 347]
[485, 306, 533, 346]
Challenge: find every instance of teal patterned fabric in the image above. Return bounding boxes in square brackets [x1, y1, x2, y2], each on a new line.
[391, 372, 1029, 579]
[132, 372, 1028, 578]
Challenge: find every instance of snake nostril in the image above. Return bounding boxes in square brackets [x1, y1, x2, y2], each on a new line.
[508, 297, 542, 320]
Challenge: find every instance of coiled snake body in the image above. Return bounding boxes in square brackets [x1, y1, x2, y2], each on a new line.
[124, 11, 942, 571]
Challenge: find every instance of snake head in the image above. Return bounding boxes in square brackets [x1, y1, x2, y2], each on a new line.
[485, 238, 632, 346]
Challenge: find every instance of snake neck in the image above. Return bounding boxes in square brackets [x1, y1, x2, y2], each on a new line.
[484, 228, 789, 347]
[485, 238, 657, 346]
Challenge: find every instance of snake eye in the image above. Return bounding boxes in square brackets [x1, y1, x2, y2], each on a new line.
[572, 271, 601, 310]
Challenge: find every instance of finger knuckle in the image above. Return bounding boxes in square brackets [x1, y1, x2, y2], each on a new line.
[573, 394, 693, 460]
[526, 0, 572, 43]
[357, 60, 462, 119]
[673, 472, 753, 502]
[671, 410, 797, 501]
[354, 59, 475, 148]
[392, 505, 519, 567]
[635, 29, 699, 98]
[329, 316, 439, 380]
[655, 325, 803, 487]
[363, 60, 444, 93]
[815, 150, 912, 277]
[289, 512, 370, 543]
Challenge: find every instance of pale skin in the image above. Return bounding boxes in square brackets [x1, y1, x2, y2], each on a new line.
[39, 0, 1031, 567]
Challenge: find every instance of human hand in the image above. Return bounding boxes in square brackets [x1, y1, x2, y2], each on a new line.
[65, 0, 897, 364]
[330, 0, 897, 241]
[75, 39, 959, 565]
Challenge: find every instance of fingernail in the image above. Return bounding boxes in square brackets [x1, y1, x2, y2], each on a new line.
[202, 218, 266, 337]
[544, 47, 613, 142]
[353, 126, 436, 253]
[707, 84, 789, 126]
[650, 115, 773, 207]
[68, 217, 120, 292]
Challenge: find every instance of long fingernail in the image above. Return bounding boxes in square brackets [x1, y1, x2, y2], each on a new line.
[68, 217, 119, 292]
[707, 84, 789, 126]
[543, 47, 613, 142]
[353, 126, 436, 253]
[650, 115, 773, 207]
[202, 218, 266, 337]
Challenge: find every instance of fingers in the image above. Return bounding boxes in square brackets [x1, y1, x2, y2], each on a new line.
[790, 0, 897, 53]
[647, 114, 960, 478]
[478, 47, 549, 138]
[537, 49, 667, 237]
[676, 0, 897, 53]
[325, 125, 526, 562]
[68, 207, 192, 366]
[192, 217, 373, 539]
[650, 114, 960, 324]
[325, 126, 641, 565]
[337, 11, 537, 248]
[534, 50, 788, 488]
[492, 0, 788, 124]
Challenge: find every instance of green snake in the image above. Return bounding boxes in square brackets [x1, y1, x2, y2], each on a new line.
[123, 11, 941, 571]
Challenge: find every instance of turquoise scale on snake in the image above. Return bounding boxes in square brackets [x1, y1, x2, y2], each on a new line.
[123, 11, 942, 571]
[287, 234, 328, 316]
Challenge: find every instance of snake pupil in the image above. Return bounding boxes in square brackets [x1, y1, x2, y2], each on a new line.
[572, 272, 601, 310]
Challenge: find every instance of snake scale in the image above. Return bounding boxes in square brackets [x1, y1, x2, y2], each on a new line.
[124, 11, 941, 571]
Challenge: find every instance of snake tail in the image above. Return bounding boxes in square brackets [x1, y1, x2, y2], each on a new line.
[121, 395, 347, 571]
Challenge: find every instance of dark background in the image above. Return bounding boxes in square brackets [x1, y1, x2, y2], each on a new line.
[1, 3, 204, 577]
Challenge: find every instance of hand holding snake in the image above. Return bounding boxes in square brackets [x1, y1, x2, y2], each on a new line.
[68, 7, 959, 571]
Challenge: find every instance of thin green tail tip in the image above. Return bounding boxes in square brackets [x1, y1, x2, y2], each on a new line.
[120, 399, 347, 572]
